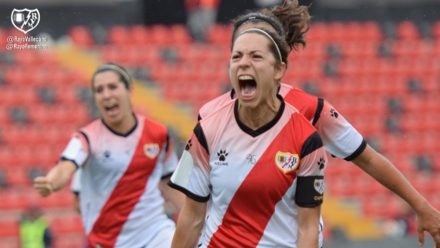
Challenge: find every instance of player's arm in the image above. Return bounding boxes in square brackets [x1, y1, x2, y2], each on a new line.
[171, 196, 207, 248]
[33, 160, 76, 197]
[294, 127, 326, 247]
[315, 100, 440, 246]
[297, 206, 321, 248]
[169, 123, 211, 247]
[159, 178, 185, 212]
[34, 132, 89, 197]
[353, 145, 440, 246]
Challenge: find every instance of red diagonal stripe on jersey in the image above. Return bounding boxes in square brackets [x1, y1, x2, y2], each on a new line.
[208, 114, 315, 248]
[87, 120, 164, 248]
[284, 89, 317, 122]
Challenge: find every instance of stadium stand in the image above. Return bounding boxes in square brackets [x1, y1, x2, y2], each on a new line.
[0, 19, 439, 247]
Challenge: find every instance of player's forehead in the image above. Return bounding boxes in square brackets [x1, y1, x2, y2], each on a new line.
[233, 32, 271, 53]
[235, 21, 277, 35]
[93, 71, 123, 88]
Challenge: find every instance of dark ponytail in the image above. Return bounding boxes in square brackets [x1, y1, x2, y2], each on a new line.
[271, 0, 310, 51]
[232, 0, 310, 52]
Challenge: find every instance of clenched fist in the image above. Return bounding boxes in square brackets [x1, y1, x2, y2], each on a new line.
[33, 177, 54, 197]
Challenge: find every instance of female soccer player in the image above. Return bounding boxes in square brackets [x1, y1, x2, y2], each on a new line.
[198, 1, 440, 246]
[170, 15, 327, 247]
[34, 63, 184, 248]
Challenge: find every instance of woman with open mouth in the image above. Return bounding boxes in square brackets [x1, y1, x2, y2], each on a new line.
[195, 0, 440, 247]
[33, 63, 184, 248]
[169, 2, 327, 247]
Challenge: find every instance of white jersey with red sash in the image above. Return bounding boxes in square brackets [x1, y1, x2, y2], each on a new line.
[199, 83, 366, 161]
[171, 97, 327, 247]
[61, 114, 177, 248]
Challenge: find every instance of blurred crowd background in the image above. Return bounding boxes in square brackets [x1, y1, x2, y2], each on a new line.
[0, 0, 439, 247]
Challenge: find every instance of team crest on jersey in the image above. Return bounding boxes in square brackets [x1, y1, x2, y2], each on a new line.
[275, 152, 299, 173]
[314, 179, 325, 194]
[144, 143, 159, 159]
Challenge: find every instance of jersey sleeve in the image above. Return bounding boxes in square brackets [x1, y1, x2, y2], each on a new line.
[159, 134, 178, 179]
[169, 124, 211, 202]
[314, 99, 366, 161]
[60, 131, 90, 168]
[295, 132, 326, 208]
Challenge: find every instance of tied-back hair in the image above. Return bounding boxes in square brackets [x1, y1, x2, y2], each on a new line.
[232, 0, 310, 52]
[92, 62, 132, 89]
[270, 0, 310, 51]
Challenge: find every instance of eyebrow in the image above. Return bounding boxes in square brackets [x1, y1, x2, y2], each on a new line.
[232, 49, 264, 54]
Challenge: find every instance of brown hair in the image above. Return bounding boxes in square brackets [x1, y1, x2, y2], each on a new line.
[92, 62, 131, 89]
[231, 0, 310, 57]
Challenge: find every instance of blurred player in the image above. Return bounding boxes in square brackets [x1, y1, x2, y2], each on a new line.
[198, 0, 440, 246]
[33, 63, 184, 248]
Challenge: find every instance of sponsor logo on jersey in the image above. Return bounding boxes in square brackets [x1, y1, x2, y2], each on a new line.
[144, 143, 160, 159]
[246, 154, 256, 165]
[313, 179, 325, 194]
[330, 108, 339, 118]
[214, 149, 229, 166]
[317, 157, 326, 170]
[185, 139, 192, 150]
[275, 152, 299, 173]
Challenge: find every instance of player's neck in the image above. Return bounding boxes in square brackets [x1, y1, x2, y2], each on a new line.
[104, 113, 137, 135]
[238, 97, 281, 130]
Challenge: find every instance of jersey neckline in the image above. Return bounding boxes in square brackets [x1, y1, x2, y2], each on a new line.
[234, 94, 285, 138]
[100, 113, 138, 137]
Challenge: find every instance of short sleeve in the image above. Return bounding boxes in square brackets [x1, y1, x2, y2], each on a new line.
[60, 132, 90, 168]
[169, 124, 211, 202]
[314, 99, 366, 161]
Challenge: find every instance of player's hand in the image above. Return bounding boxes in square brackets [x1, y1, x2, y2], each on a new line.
[33, 176, 54, 197]
[415, 204, 440, 247]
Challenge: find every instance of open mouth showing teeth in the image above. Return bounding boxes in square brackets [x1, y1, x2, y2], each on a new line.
[238, 76, 257, 98]
[105, 105, 118, 112]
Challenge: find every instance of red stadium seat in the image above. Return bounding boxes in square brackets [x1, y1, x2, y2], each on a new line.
[396, 21, 420, 41]
[170, 25, 192, 44]
[131, 25, 149, 45]
[50, 215, 84, 235]
[0, 189, 28, 210]
[0, 219, 19, 238]
[150, 25, 173, 45]
[69, 26, 94, 48]
[108, 25, 130, 45]
[207, 24, 232, 45]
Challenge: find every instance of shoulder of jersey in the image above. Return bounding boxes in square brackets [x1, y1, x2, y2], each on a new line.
[137, 114, 163, 129]
[199, 91, 234, 120]
[281, 83, 313, 99]
[138, 114, 169, 137]
[80, 118, 103, 133]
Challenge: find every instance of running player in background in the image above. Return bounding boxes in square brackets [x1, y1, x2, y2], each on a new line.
[170, 14, 327, 247]
[199, 0, 440, 246]
[33, 63, 184, 248]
